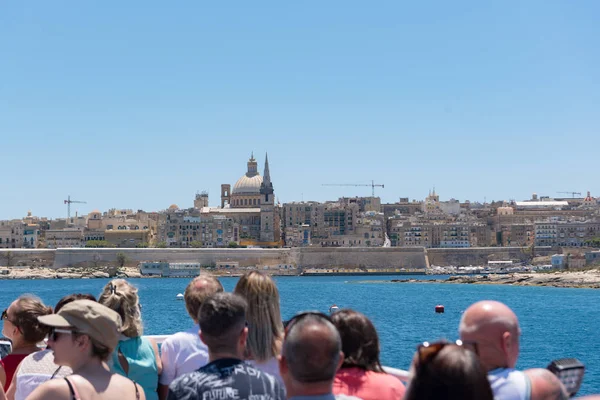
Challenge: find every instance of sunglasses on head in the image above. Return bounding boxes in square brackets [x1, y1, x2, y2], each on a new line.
[284, 311, 332, 337]
[49, 328, 75, 342]
[417, 340, 478, 365]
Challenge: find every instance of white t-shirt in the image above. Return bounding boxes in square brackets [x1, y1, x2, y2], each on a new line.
[488, 368, 531, 400]
[248, 357, 283, 384]
[159, 325, 209, 386]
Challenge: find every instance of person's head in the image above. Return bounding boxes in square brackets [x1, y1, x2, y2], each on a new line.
[46, 293, 96, 350]
[1, 295, 52, 346]
[38, 300, 121, 368]
[98, 279, 143, 337]
[198, 293, 248, 359]
[405, 341, 493, 400]
[526, 368, 569, 400]
[331, 309, 383, 373]
[55, 293, 97, 313]
[184, 275, 224, 323]
[234, 271, 283, 362]
[279, 312, 344, 395]
[459, 300, 521, 370]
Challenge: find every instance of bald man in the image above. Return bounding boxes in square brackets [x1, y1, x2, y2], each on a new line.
[158, 276, 224, 400]
[278, 313, 360, 400]
[459, 300, 568, 400]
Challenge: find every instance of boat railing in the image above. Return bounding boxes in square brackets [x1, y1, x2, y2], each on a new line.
[145, 335, 411, 383]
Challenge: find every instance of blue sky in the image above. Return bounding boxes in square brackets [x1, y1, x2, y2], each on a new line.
[1, 1, 599, 219]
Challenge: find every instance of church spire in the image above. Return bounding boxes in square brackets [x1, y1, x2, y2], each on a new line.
[263, 153, 271, 184]
[260, 152, 274, 200]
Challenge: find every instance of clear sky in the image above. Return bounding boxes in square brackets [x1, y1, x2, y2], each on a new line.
[1, 1, 599, 220]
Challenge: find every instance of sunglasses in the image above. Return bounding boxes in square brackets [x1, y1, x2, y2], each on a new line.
[284, 311, 333, 337]
[417, 340, 478, 365]
[1, 309, 17, 326]
[49, 328, 75, 342]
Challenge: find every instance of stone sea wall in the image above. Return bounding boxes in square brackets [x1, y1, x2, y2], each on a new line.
[0, 246, 553, 271]
[426, 246, 554, 266]
[294, 247, 427, 269]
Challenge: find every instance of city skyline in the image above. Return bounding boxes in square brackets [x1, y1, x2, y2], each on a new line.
[2, 1, 599, 220]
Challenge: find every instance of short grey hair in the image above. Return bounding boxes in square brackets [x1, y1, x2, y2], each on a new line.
[283, 315, 341, 383]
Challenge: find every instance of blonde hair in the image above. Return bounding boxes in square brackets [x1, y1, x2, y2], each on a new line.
[98, 279, 143, 337]
[234, 271, 283, 362]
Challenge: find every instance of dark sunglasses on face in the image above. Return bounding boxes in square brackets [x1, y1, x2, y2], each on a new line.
[417, 339, 479, 365]
[284, 311, 333, 337]
[1, 309, 17, 326]
[49, 328, 75, 342]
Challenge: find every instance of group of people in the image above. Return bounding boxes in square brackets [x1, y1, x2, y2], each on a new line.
[0, 271, 595, 399]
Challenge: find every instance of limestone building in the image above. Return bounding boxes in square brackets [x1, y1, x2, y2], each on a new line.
[158, 153, 282, 247]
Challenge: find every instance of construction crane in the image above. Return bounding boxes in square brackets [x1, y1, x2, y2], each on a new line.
[557, 191, 582, 198]
[64, 195, 87, 222]
[322, 180, 385, 197]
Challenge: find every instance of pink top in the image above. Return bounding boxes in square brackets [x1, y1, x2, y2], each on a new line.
[333, 367, 406, 400]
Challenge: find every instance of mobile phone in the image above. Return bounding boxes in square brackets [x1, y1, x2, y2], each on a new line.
[547, 358, 585, 398]
[0, 338, 12, 359]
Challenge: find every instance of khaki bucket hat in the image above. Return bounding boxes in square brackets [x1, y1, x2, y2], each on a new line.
[38, 299, 122, 351]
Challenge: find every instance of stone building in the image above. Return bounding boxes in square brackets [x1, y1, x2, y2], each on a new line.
[157, 153, 281, 247]
[389, 221, 491, 248]
[534, 221, 600, 247]
[45, 227, 84, 248]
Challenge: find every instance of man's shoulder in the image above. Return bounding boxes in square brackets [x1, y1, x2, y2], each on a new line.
[162, 327, 202, 347]
[169, 360, 284, 398]
[169, 369, 211, 392]
[488, 368, 531, 400]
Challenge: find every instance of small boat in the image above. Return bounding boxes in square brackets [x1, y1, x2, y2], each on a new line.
[329, 304, 340, 314]
[176, 293, 184, 300]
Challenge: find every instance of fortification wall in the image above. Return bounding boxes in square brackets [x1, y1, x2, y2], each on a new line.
[426, 246, 554, 266]
[1, 246, 551, 270]
[53, 248, 293, 269]
[294, 247, 427, 269]
[0, 249, 55, 267]
[52, 247, 427, 270]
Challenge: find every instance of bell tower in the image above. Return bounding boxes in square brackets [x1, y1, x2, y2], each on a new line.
[259, 153, 275, 242]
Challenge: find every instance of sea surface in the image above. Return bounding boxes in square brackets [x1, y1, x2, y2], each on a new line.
[0, 275, 598, 395]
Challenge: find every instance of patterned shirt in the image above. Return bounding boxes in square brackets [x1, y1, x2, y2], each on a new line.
[167, 358, 285, 400]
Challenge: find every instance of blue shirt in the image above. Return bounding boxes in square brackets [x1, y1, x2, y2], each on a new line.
[111, 336, 159, 400]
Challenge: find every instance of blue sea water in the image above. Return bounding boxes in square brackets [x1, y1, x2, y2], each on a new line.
[0, 275, 598, 395]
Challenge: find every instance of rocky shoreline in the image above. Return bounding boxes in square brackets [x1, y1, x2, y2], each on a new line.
[0, 266, 143, 280]
[390, 269, 600, 289]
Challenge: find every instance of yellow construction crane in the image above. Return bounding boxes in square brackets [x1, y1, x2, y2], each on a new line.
[322, 180, 385, 197]
[64, 195, 87, 222]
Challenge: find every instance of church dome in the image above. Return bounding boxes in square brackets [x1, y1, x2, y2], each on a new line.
[232, 154, 263, 195]
[232, 174, 263, 194]
[168, 204, 179, 210]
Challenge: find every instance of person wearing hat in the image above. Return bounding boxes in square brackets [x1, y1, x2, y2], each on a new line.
[26, 300, 145, 400]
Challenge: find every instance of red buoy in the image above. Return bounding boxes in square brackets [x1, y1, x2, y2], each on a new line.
[435, 305, 445, 313]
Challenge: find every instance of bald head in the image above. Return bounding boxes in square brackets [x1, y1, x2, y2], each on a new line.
[459, 301, 521, 370]
[282, 315, 342, 384]
[525, 368, 569, 400]
[460, 301, 520, 335]
[184, 275, 224, 322]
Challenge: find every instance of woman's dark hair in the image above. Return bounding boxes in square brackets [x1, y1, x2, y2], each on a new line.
[404, 344, 494, 400]
[13, 295, 53, 343]
[330, 309, 383, 373]
[70, 332, 111, 361]
[54, 293, 97, 313]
